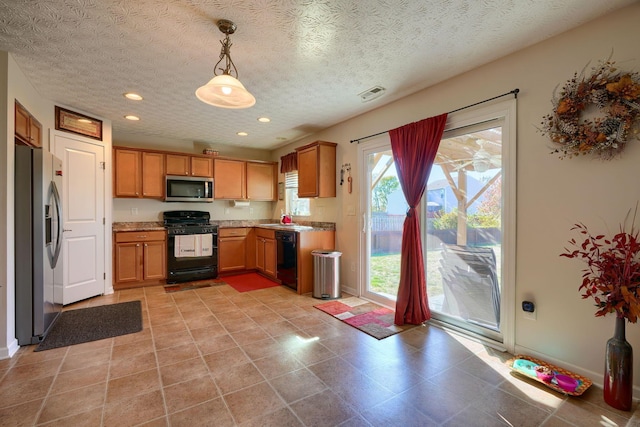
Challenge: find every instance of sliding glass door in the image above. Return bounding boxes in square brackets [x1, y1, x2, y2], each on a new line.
[424, 121, 504, 342]
[360, 100, 516, 348]
[360, 137, 406, 308]
[424, 100, 515, 347]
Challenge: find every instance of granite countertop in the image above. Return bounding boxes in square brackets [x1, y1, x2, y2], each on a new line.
[113, 220, 335, 232]
[112, 222, 165, 232]
[214, 220, 335, 232]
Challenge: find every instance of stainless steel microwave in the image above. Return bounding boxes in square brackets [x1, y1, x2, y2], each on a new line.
[165, 175, 214, 202]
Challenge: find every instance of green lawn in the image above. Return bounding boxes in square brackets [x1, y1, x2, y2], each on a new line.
[369, 251, 444, 298]
[369, 245, 501, 300]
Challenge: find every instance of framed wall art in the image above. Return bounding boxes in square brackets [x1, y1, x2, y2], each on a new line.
[55, 106, 103, 140]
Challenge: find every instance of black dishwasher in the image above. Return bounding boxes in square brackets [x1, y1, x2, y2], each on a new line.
[275, 231, 297, 290]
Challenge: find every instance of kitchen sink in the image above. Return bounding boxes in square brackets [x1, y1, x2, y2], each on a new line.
[257, 223, 314, 231]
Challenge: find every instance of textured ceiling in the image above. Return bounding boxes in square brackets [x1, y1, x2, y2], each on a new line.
[0, 0, 634, 151]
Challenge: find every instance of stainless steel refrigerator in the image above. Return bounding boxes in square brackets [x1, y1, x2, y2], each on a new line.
[15, 144, 64, 345]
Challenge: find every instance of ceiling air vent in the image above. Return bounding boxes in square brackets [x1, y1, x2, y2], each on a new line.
[358, 86, 386, 103]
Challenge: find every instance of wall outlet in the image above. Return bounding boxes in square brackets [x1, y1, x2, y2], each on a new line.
[522, 300, 536, 320]
[351, 261, 356, 272]
[131, 208, 138, 216]
[225, 208, 230, 215]
[250, 207, 254, 215]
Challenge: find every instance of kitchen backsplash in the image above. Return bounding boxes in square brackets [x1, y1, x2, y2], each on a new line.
[112, 198, 274, 222]
[114, 195, 340, 223]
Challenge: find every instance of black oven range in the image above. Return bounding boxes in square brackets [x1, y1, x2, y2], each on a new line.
[163, 210, 218, 283]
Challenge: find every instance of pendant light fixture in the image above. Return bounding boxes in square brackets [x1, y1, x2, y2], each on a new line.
[196, 19, 256, 109]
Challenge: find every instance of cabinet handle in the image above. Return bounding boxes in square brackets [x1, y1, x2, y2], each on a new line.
[63, 229, 72, 232]
[144, 243, 148, 247]
[135, 192, 139, 195]
[136, 244, 140, 247]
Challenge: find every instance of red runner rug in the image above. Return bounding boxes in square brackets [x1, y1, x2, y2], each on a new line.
[314, 297, 416, 339]
[223, 273, 281, 293]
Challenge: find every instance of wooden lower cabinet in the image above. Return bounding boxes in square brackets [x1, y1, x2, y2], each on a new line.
[255, 229, 276, 278]
[218, 228, 249, 273]
[296, 230, 336, 295]
[114, 230, 166, 289]
[216, 226, 336, 293]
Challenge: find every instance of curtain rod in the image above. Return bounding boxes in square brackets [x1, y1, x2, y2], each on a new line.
[349, 88, 520, 144]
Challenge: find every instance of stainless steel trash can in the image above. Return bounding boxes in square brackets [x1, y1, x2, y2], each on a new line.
[312, 250, 342, 299]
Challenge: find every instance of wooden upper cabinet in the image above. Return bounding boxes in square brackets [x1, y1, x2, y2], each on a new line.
[296, 141, 337, 198]
[191, 156, 213, 177]
[15, 101, 42, 148]
[114, 149, 141, 197]
[114, 148, 164, 199]
[214, 159, 246, 200]
[141, 152, 165, 198]
[246, 162, 277, 201]
[166, 154, 213, 177]
[165, 154, 190, 176]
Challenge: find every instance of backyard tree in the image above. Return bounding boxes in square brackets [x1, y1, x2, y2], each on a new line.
[474, 176, 501, 227]
[372, 176, 399, 212]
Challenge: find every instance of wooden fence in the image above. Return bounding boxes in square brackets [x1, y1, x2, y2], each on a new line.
[370, 214, 501, 254]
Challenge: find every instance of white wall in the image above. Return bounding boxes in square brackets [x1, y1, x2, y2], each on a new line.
[272, 3, 640, 391]
[0, 52, 59, 357]
[0, 52, 10, 358]
[113, 198, 274, 223]
[0, 52, 113, 357]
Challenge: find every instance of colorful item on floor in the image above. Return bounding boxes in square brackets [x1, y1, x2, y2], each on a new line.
[507, 354, 592, 396]
[223, 273, 281, 293]
[314, 297, 416, 339]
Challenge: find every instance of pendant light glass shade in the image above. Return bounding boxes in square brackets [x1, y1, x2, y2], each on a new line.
[196, 19, 255, 109]
[196, 74, 256, 109]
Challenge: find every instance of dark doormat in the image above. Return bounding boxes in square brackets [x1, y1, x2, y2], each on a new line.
[35, 300, 143, 352]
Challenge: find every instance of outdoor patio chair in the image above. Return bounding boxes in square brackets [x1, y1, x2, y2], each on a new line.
[439, 244, 500, 331]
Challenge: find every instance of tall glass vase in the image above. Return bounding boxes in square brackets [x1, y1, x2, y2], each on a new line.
[604, 316, 633, 411]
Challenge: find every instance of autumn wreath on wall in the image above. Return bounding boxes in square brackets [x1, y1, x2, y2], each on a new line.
[540, 57, 640, 160]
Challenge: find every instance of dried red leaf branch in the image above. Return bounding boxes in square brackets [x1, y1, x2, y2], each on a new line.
[561, 208, 640, 323]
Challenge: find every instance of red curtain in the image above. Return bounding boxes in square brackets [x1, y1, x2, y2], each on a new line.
[389, 113, 448, 325]
[280, 152, 298, 173]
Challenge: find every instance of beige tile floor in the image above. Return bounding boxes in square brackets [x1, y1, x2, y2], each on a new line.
[0, 283, 639, 426]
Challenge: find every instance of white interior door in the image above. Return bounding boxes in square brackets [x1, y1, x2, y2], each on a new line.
[52, 132, 105, 305]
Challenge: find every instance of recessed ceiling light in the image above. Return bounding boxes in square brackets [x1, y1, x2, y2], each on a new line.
[237, 131, 248, 136]
[257, 117, 270, 123]
[125, 115, 140, 121]
[124, 93, 143, 101]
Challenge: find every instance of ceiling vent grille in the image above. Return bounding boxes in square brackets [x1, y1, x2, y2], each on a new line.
[358, 86, 386, 102]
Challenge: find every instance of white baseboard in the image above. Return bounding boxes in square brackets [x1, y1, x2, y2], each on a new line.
[0, 338, 20, 359]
